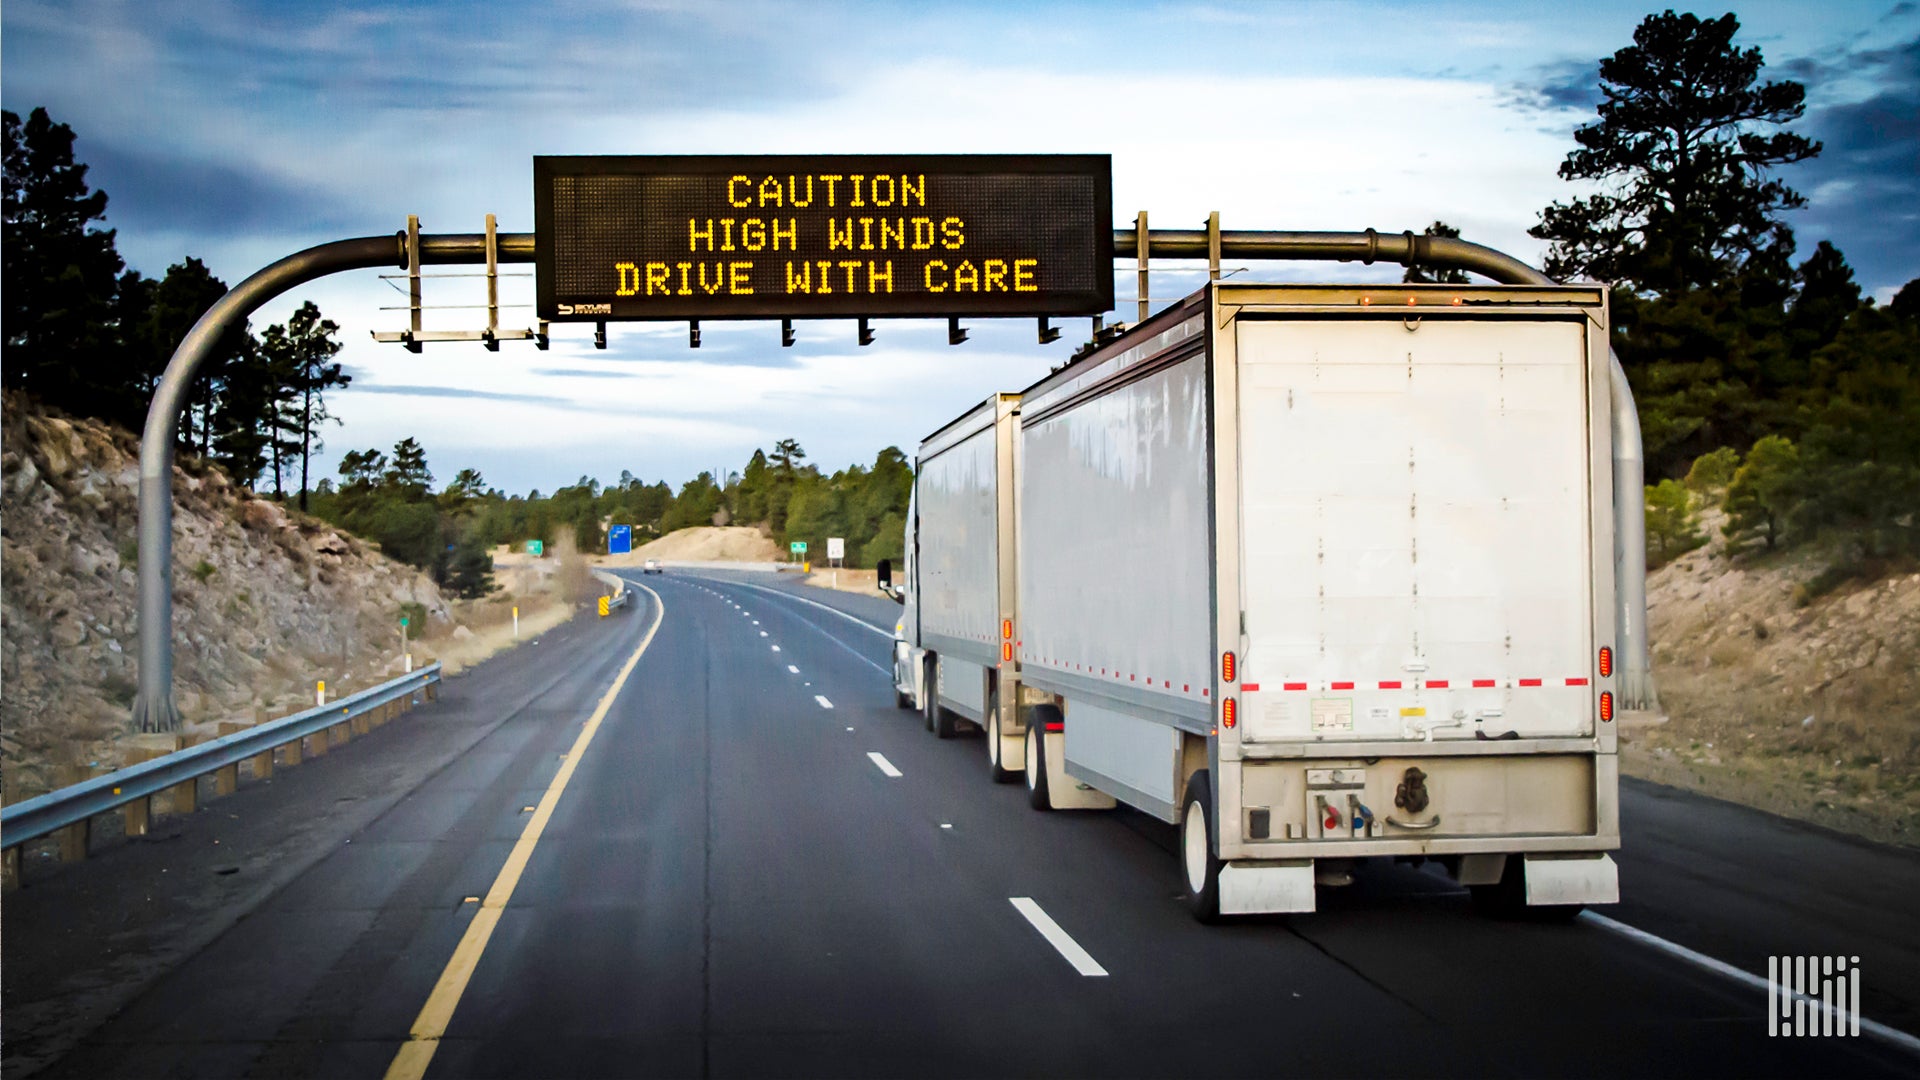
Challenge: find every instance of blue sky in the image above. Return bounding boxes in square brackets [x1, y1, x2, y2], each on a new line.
[5, 1, 1915, 496]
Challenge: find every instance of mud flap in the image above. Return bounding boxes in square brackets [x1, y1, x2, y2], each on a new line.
[1219, 860, 1316, 915]
[1524, 853, 1619, 906]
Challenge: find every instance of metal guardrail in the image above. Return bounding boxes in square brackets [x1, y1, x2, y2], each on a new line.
[2, 664, 442, 856]
[593, 569, 632, 611]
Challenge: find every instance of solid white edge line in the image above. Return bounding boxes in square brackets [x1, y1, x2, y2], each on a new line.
[727, 578, 893, 638]
[815, 695, 834, 709]
[1579, 912, 1920, 1056]
[689, 576, 894, 676]
[866, 751, 902, 778]
[1009, 898, 1108, 977]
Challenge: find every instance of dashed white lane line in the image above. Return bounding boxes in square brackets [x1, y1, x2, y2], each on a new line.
[815, 695, 834, 709]
[760, 630, 769, 637]
[866, 752, 902, 778]
[1009, 898, 1108, 977]
[787, 665, 800, 674]
[771, 645, 781, 652]
[1579, 913, 1920, 1053]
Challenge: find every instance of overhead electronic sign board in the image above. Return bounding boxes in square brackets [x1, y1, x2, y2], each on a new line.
[534, 154, 1113, 322]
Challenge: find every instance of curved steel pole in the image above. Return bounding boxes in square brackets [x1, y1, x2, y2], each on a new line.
[1114, 227, 1656, 710]
[133, 231, 537, 732]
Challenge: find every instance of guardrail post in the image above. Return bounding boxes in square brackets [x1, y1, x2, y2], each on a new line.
[330, 722, 350, 749]
[213, 762, 240, 797]
[124, 796, 151, 837]
[279, 739, 302, 766]
[58, 818, 90, 862]
[305, 730, 328, 758]
[249, 750, 274, 779]
[169, 778, 198, 816]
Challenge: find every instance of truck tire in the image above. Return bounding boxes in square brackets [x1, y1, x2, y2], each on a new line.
[1024, 705, 1058, 810]
[929, 670, 956, 740]
[1470, 857, 1583, 922]
[987, 706, 1019, 784]
[922, 657, 938, 732]
[1181, 770, 1223, 923]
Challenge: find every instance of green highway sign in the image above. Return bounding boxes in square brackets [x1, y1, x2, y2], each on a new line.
[526, 540, 545, 556]
[790, 541, 808, 554]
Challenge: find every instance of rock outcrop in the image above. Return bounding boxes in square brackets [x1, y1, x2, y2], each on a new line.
[2, 394, 453, 801]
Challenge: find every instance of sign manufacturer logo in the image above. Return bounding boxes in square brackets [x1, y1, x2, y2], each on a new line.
[1768, 955, 1860, 1037]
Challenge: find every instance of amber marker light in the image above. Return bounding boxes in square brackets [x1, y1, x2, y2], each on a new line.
[1222, 651, 1236, 683]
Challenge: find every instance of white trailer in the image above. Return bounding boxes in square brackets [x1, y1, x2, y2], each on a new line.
[890, 280, 1624, 920]
[1026, 281, 1622, 918]
[888, 394, 1032, 782]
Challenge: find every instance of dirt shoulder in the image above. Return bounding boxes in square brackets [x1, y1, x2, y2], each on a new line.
[1626, 519, 1919, 848]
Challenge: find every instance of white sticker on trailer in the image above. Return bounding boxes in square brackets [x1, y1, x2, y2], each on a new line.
[1311, 698, 1353, 732]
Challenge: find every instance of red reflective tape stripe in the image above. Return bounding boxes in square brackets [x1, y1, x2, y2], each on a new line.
[1378, 680, 1402, 689]
[1425, 680, 1449, 688]
[1044, 722, 1064, 732]
[1472, 679, 1497, 688]
[1240, 683, 1260, 692]
[1519, 678, 1543, 687]
[1202, 688, 1209, 697]
[1566, 677, 1589, 686]
[1331, 681, 1355, 690]
[1283, 682, 1308, 691]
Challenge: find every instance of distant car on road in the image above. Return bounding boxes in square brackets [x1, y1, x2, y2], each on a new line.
[642, 559, 664, 574]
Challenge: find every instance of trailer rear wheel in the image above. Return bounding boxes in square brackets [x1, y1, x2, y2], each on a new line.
[1181, 770, 1222, 923]
[1024, 705, 1059, 810]
[987, 707, 1019, 784]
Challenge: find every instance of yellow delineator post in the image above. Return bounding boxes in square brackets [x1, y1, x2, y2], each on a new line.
[598, 595, 610, 618]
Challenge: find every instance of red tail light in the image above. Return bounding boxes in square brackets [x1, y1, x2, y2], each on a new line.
[1001, 642, 1013, 663]
[1222, 697, 1237, 729]
[1002, 619, 1012, 640]
[1599, 691, 1614, 723]
[1598, 646, 1614, 678]
[1222, 651, 1236, 682]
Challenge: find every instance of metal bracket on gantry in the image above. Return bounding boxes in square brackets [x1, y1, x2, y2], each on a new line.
[372, 215, 550, 352]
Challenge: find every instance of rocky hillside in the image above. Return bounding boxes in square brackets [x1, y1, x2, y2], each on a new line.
[1, 395, 455, 802]
[1627, 514, 1920, 846]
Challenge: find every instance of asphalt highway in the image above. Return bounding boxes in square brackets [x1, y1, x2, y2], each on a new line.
[5, 569, 1916, 1078]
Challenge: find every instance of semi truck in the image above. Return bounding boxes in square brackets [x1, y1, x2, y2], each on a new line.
[884, 280, 1624, 920]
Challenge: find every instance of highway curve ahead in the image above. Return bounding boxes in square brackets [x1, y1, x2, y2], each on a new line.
[5, 569, 1918, 1079]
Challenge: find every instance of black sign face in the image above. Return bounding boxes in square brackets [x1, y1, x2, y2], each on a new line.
[534, 155, 1112, 321]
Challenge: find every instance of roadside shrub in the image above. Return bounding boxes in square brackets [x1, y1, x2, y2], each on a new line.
[1645, 479, 1705, 567]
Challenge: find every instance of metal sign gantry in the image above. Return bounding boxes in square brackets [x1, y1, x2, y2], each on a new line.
[129, 219, 1653, 733]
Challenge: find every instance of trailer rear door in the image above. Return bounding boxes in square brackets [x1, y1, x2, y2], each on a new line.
[1234, 316, 1597, 742]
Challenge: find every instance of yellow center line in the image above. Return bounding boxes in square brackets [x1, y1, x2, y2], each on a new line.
[385, 581, 666, 1080]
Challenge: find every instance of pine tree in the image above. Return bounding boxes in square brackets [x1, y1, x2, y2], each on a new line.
[1529, 12, 1819, 298]
[2, 107, 126, 412]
